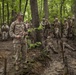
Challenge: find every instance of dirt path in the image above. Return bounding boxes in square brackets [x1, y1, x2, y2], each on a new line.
[42, 39, 76, 75]
[0, 39, 76, 75]
[0, 41, 13, 75]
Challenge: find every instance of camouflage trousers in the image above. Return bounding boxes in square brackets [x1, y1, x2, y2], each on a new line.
[46, 42, 57, 53]
[2, 31, 8, 40]
[63, 42, 74, 51]
[13, 43, 26, 66]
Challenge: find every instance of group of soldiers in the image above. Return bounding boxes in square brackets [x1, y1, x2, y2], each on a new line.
[41, 16, 76, 54]
[0, 23, 9, 41]
[0, 12, 75, 71]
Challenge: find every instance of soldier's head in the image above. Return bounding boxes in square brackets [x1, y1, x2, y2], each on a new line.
[68, 16, 71, 20]
[72, 16, 75, 21]
[64, 18, 67, 22]
[17, 12, 23, 22]
[42, 17, 46, 22]
[4, 22, 6, 25]
[55, 18, 58, 22]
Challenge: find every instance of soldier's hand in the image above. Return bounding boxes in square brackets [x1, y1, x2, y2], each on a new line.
[24, 32, 28, 35]
[15, 35, 21, 39]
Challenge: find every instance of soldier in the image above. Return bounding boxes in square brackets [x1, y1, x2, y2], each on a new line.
[41, 18, 51, 39]
[60, 35, 75, 52]
[9, 13, 28, 71]
[46, 32, 58, 54]
[1, 23, 9, 41]
[40, 17, 46, 27]
[40, 17, 46, 41]
[63, 19, 69, 37]
[54, 18, 60, 49]
[44, 19, 51, 38]
[54, 18, 60, 38]
[25, 20, 30, 29]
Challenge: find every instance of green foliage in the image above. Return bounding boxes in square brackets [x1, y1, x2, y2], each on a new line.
[0, 0, 74, 26]
[29, 42, 41, 49]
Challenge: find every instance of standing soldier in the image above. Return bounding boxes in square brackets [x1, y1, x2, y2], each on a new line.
[54, 18, 60, 38]
[9, 13, 27, 71]
[44, 19, 51, 38]
[41, 17, 46, 27]
[40, 17, 46, 46]
[1, 22, 9, 41]
[54, 18, 60, 48]
[40, 17, 46, 35]
[63, 19, 69, 37]
[25, 20, 30, 29]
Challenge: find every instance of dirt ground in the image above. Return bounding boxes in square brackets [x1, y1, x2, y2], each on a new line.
[0, 39, 76, 75]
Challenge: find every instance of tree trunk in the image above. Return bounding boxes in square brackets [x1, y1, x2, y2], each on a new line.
[0, 4, 2, 27]
[7, 2, 9, 25]
[73, 0, 76, 19]
[60, 0, 65, 37]
[23, 0, 28, 20]
[11, 0, 16, 22]
[2, 0, 4, 25]
[30, 0, 41, 42]
[40, 0, 43, 20]
[19, 0, 21, 12]
[73, 0, 76, 36]
[43, 0, 49, 19]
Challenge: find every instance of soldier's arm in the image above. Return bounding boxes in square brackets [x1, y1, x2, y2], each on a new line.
[9, 22, 16, 38]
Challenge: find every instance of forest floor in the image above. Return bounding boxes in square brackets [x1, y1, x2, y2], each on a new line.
[0, 38, 76, 75]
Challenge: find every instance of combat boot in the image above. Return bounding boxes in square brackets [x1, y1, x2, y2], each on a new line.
[53, 51, 58, 54]
[23, 61, 28, 69]
[15, 65, 19, 71]
[15, 63, 20, 71]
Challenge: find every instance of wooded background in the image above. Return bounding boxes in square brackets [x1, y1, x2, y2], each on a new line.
[0, 0, 75, 26]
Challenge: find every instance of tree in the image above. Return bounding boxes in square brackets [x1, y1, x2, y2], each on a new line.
[2, 0, 4, 25]
[7, 2, 9, 25]
[23, 0, 28, 20]
[19, 0, 21, 12]
[11, 0, 16, 22]
[60, 0, 66, 37]
[43, 0, 49, 19]
[30, 0, 41, 42]
[0, 4, 2, 27]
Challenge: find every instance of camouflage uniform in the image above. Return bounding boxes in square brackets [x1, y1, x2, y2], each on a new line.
[54, 18, 60, 38]
[61, 36, 75, 51]
[40, 18, 46, 43]
[44, 19, 51, 38]
[1, 24, 9, 40]
[46, 34, 58, 54]
[41, 18, 50, 39]
[54, 18, 60, 49]
[9, 20, 27, 70]
[63, 19, 69, 37]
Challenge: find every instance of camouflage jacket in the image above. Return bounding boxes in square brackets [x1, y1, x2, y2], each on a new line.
[9, 20, 26, 44]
